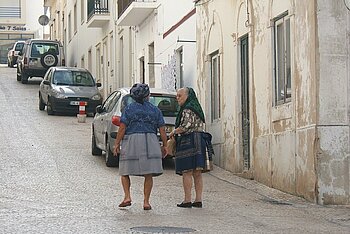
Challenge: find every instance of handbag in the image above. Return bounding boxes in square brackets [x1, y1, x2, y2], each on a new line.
[166, 137, 176, 156]
[203, 132, 214, 172]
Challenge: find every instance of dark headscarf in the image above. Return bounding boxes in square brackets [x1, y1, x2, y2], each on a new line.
[130, 83, 150, 104]
[175, 87, 205, 128]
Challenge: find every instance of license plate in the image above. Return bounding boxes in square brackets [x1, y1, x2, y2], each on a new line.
[70, 101, 87, 106]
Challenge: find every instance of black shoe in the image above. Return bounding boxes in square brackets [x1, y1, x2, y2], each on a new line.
[177, 202, 192, 208]
[192, 202, 202, 208]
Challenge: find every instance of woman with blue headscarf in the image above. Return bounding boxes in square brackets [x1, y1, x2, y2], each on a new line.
[113, 83, 167, 210]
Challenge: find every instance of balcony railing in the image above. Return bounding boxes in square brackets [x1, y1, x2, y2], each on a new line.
[88, 0, 109, 21]
[116, 0, 158, 26]
[117, 0, 156, 19]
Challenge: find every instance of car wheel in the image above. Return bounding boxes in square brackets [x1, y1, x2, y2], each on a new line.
[46, 98, 54, 115]
[41, 52, 58, 69]
[21, 72, 28, 84]
[39, 93, 45, 111]
[91, 129, 102, 156]
[16, 67, 21, 81]
[105, 139, 119, 167]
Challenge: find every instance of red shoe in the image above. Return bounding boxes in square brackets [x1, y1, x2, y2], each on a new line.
[119, 200, 132, 207]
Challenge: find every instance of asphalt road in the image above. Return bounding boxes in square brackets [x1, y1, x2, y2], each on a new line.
[0, 65, 349, 234]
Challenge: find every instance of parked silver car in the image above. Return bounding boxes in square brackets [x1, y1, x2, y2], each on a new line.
[92, 87, 178, 167]
[7, 40, 25, 67]
[39, 67, 102, 115]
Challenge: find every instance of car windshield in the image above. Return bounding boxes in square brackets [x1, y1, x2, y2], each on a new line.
[15, 43, 24, 51]
[31, 43, 59, 57]
[121, 94, 179, 117]
[53, 70, 96, 87]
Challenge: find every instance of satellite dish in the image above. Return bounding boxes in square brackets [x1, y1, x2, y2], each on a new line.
[38, 15, 49, 26]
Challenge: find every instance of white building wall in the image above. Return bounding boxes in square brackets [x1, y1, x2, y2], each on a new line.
[63, 0, 114, 98]
[0, 0, 45, 63]
[25, 0, 45, 38]
[316, 0, 350, 205]
[134, 15, 156, 85]
[0, 0, 26, 25]
[196, 0, 241, 172]
[131, 0, 196, 90]
[157, 0, 196, 90]
[196, 0, 350, 204]
[48, 0, 134, 97]
[0, 0, 44, 37]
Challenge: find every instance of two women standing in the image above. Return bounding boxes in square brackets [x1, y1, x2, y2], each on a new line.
[113, 84, 211, 210]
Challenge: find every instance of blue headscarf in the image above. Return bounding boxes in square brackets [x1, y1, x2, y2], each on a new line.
[130, 83, 150, 104]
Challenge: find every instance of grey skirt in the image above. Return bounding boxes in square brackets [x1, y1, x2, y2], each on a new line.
[119, 133, 163, 176]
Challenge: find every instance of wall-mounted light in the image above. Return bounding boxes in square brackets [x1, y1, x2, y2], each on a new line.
[148, 62, 162, 65]
[177, 39, 196, 43]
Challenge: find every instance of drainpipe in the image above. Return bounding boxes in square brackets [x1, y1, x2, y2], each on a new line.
[313, 0, 320, 204]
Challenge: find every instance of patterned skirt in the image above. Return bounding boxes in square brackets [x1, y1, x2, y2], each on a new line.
[175, 131, 214, 175]
[119, 133, 163, 176]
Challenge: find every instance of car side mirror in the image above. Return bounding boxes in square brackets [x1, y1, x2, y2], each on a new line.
[96, 105, 103, 113]
[43, 80, 50, 85]
[96, 82, 102, 87]
[18, 51, 22, 56]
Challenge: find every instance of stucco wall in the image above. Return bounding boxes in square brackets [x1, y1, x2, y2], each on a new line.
[196, 0, 240, 172]
[196, 0, 350, 204]
[196, 0, 322, 202]
[316, 0, 350, 205]
[133, 0, 196, 90]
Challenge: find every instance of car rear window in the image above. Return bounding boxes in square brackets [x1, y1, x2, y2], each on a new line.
[31, 43, 59, 57]
[53, 70, 96, 87]
[121, 94, 179, 117]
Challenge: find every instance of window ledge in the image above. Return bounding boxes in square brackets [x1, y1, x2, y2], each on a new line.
[272, 102, 292, 122]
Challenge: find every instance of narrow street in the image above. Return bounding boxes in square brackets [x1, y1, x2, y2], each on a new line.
[0, 65, 349, 233]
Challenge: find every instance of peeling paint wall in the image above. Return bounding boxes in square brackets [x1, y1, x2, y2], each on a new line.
[316, 0, 350, 204]
[196, 0, 349, 204]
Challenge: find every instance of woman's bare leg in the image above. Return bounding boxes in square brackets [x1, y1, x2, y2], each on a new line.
[143, 174, 153, 207]
[121, 175, 131, 202]
[193, 170, 203, 202]
[182, 171, 193, 202]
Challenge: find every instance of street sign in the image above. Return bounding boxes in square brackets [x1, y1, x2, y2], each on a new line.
[38, 15, 49, 26]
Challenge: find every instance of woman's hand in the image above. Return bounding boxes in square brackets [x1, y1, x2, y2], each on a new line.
[113, 123, 126, 156]
[159, 126, 168, 158]
[169, 129, 176, 138]
[161, 145, 167, 158]
[113, 143, 120, 156]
